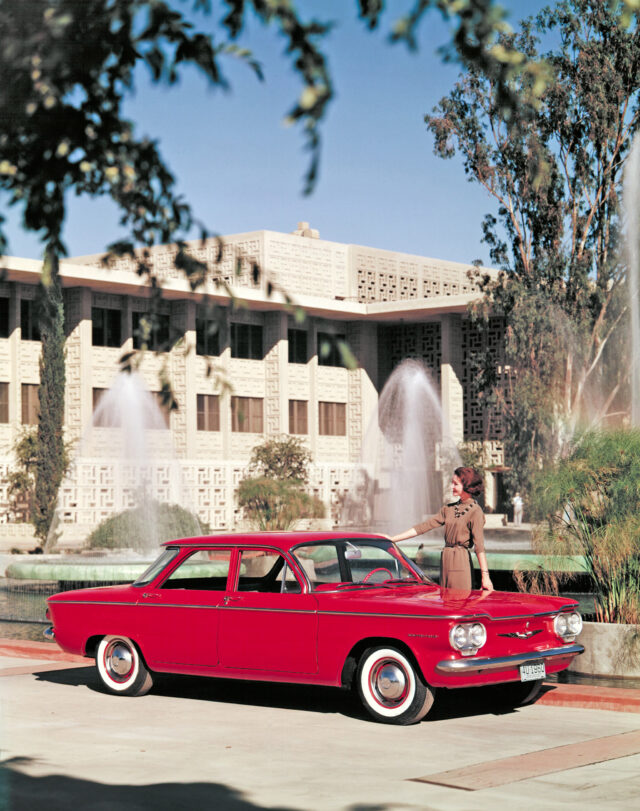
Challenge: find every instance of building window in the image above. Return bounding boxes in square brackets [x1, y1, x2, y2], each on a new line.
[20, 299, 40, 341]
[92, 388, 107, 412]
[132, 312, 170, 351]
[231, 323, 263, 360]
[0, 298, 9, 338]
[197, 394, 220, 431]
[288, 329, 307, 364]
[196, 316, 220, 356]
[0, 382, 8, 422]
[92, 307, 122, 347]
[319, 401, 346, 436]
[289, 400, 308, 435]
[317, 332, 346, 367]
[21, 384, 39, 424]
[231, 396, 263, 433]
[92, 388, 120, 427]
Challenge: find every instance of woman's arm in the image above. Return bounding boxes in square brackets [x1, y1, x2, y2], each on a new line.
[476, 549, 493, 591]
[390, 527, 418, 542]
[392, 507, 446, 543]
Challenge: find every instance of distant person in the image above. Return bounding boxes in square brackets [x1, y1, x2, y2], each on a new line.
[512, 492, 524, 526]
[391, 467, 493, 591]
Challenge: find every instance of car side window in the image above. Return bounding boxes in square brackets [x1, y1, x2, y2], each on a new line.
[160, 549, 232, 590]
[348, 546, 403, 582]
[236, 550, 302, 594]
[293, 544, 341, 587]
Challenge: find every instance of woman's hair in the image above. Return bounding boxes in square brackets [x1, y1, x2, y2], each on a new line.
[455, 466, 484, 498]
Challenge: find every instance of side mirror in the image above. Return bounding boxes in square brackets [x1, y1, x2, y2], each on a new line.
[344, 542, 362, 560]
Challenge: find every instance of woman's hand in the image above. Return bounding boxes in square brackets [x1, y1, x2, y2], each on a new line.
[481, 571, 494, 592]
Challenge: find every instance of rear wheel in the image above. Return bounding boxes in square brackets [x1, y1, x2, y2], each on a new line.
[357, 646, 434, 725]
[96, 635, 153, 696]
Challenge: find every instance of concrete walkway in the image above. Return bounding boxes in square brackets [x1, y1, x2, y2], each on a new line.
[2, 639, 640, 810]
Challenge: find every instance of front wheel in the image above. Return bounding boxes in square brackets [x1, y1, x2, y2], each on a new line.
[96, 635, 153, 696]
[357, 646, 434, 725]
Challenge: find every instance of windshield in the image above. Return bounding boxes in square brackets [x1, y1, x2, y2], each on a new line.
[291, 539, 427, 591]
[133, 548, 180, 586]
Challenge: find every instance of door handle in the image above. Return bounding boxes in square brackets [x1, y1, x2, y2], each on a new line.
[141, 592, 161, 599]
[223, 596, 240, 605]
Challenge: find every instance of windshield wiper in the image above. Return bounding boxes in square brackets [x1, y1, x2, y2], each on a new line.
[381, 578, 423, 586]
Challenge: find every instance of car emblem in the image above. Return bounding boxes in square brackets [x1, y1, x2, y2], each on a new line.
[498, 629, 542, 639]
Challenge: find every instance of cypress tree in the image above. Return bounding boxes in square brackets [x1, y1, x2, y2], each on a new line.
[33, 249, 66, 545]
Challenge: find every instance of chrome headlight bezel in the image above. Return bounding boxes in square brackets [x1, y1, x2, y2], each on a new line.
[554, 611, 582, 641]
[449, 622, 487, 656]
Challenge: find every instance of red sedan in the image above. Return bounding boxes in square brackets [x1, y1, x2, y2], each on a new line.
[46, 531, 583, 724]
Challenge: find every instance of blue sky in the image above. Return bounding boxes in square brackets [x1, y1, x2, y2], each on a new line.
[3, 1, 545, 266]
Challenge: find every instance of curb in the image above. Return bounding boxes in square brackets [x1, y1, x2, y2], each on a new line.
[538, 682, 640, 713]
[0, 637, 87, 664]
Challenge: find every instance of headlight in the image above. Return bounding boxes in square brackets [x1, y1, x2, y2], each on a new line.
[554, 611, 582, 640]
[449, 622, 487, 655]
[469, 622, 487, 647]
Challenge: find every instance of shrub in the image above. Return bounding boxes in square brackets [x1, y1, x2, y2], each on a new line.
[87, 501, 204, 551]
[236, 476, 324, 531]
[236, 435, 324, 530]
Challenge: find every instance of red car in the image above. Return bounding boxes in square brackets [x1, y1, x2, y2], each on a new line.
[45, 532, 584, 724]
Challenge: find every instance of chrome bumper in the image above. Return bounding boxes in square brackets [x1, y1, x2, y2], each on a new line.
[435, 643, 584, 674]
[43, 626, 55, 641]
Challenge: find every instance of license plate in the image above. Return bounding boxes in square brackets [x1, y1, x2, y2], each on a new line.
[520, 662, 546, 682]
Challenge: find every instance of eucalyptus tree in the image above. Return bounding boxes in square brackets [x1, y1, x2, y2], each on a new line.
[427, 0, 640, 494]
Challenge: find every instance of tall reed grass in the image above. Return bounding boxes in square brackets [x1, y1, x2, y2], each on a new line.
[519, 429, 640, 624]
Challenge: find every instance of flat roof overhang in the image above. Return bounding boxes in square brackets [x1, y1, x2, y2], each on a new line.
[1, 256, 478, 322]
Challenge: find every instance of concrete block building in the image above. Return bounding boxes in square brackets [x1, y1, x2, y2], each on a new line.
[0, 223, 507, 545]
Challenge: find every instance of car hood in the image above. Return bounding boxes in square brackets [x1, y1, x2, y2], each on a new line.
[315, 585, 577, 619]
[48, 584, 139, 603]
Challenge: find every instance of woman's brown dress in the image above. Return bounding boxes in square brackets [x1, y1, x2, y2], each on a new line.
[412, 500, 485, 590]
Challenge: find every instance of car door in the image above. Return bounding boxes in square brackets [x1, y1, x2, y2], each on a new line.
[135, 548, 234, 669]
[217, 547, 318, 674]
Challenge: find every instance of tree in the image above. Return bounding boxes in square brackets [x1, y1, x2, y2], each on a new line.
[4, 428, 39, 522]
[427, 0, 640, 496]
[236, 435, 324, 530]
[246, 434, 313, 483]
[33, 250, 68, 542]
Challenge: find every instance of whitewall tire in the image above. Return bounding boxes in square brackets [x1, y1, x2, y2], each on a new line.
[96, 635, 153, 697]
[357, 646, 434, 725]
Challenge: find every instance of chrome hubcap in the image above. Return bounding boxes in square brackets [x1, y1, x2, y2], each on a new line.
[105, 641, 133, 681]
[371, 661, 408, 706]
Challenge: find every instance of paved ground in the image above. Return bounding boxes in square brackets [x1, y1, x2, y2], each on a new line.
[2, 640, 640, 811]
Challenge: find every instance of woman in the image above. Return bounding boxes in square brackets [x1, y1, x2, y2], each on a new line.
[391, 467, 493, 591]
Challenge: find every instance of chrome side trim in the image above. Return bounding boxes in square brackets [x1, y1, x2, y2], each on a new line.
[48, 600, 138, 607]
[318, 610, 469, 620]
[43, 626, 55, 641]
[435, 643, 584, 674]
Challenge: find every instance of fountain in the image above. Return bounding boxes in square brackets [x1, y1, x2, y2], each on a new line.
[625, 131, 640, 427]
[46, 371, 200, 554]
[340, 358, 460, 536]
[7, 372, 202, 590]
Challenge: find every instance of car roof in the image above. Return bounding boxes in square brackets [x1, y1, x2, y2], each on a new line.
[162, 530, 389, 552]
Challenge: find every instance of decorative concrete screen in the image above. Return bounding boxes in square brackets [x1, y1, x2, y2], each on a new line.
[52, 460, 357, 546]
[355, 250, 477, 303]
